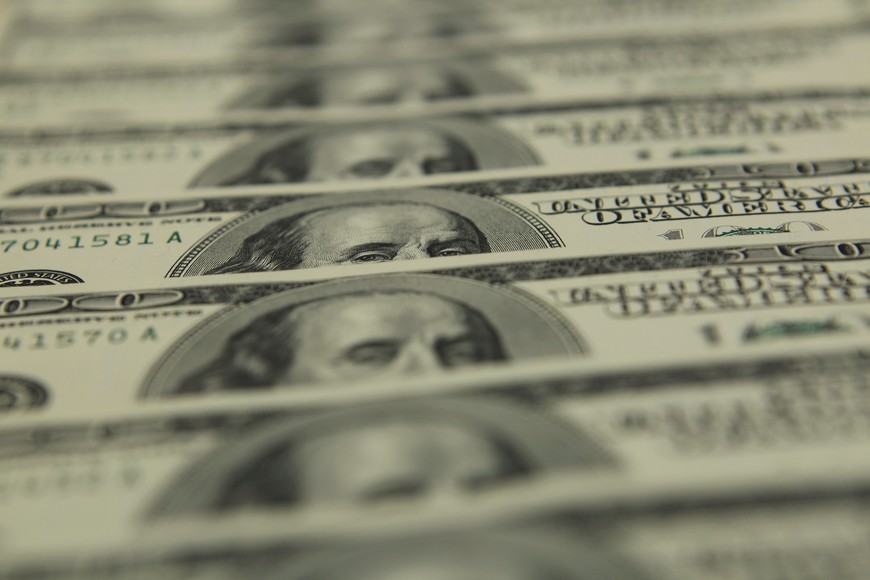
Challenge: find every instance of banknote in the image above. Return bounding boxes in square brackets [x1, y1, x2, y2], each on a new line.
[5, 481, 870, 579]
[1, 347, 870, 558]
[7, 0, 637, 25]
[7, 480, 870, 580]
[2, 93, 870, 198]
[3, 0, 860, 68]
[2, 26, 869, 128]
[0, 157, 867, 284]
[1, 238, 869, 414]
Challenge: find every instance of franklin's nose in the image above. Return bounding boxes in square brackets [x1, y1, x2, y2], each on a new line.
[389, 157, 426, 178]
[391, 341, 445, 373]
[394, 245, 430, 260]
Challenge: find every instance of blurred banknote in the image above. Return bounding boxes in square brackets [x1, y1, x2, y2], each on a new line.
[0, 25, 868, 128]
[2, 0, 862, 68]
[1, 240, 869, 414]
[5, 485, 870, 579]
[1, 94, 870, 198]
[1, 348, 870, 559]
[6, 481, 870, 580]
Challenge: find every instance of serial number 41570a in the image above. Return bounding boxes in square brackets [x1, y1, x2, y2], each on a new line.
[3, 327, 159, 350]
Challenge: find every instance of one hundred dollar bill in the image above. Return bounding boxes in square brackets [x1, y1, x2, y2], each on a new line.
[0, 158, 868, 285]
[1, 93, 870, 198]
[3, 0, 860, 68]
[4, 484, 870, 578]
[8, 0, 505, 24]
[6, 483, 870, 579]
[1, 26, 868, 128]
[1, 348, 869, 559]
[1, 240, 869, 414]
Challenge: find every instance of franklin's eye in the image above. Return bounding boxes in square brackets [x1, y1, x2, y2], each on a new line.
[348, 251, 394, 263]
[343, 342, 400, 366]
[346, 159, 396, 178]
[438, 339, 482, 366]
[433, 246, 473, 257]
[423, 157, 462, 174]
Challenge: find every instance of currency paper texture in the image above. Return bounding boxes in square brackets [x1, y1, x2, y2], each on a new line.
[2, 0, 870, 576]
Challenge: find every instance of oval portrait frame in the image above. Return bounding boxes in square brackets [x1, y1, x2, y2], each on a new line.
[168, 188, 562, 277]
[188, 118, 543, 188]
[224, 61, 530, 110]
[139, 273, 586, 398]
[145, 396, 614, 518]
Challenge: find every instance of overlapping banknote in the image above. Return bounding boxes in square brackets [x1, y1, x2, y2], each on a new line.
[2, 0, 864, 68]
[3, 0, 870, 576]
[0, 24, 868, 128]
[5, 479, 870, 578]
[0, 157, 866, 283]
[2, 348, 870, 559]
[2, 93, 870, 198]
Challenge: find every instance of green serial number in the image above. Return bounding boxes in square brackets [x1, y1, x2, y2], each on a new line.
[0, 232, 182, 252]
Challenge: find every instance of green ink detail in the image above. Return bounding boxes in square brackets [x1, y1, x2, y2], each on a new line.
[672, 146, 749, 158]
[715, 227, 784, 237]
[744, 319, 848, 342]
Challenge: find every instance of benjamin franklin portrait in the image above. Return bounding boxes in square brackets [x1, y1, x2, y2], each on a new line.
[146, 397, 616, 516]
[140, 275, 585, 398]
[226, 63, 528, 110]
[170, 189, 560, 276]
[189, 119, 541, 187]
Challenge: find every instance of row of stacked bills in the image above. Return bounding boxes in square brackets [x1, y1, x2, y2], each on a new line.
[1, 0, 870, 578]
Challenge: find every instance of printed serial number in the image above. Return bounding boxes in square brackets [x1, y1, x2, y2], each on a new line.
[3, 327, 158, 350]
[0, 232, 182, 252]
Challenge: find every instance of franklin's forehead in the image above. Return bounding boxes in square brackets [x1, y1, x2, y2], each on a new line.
[319, 544, 557, 580]
[286, 292, 488, 336]
[292, 291, 470, 320]
[302, 202, 471, 230]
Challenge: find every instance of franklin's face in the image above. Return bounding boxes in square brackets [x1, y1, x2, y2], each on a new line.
[305, 128, 473, 181]
[319, 69, 468, 106]
[296, 203, 487, 267]
[292, 419, 517, 504]
[279, 293, 503, 384]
